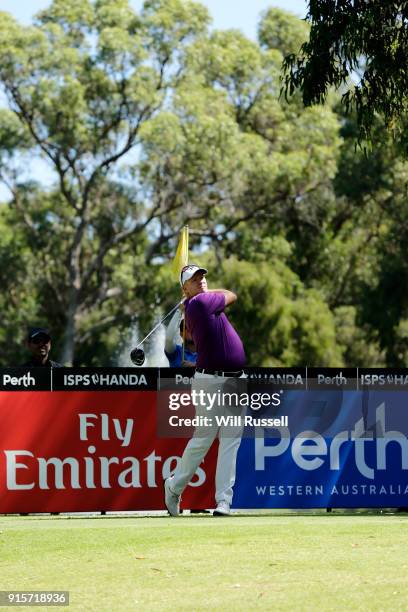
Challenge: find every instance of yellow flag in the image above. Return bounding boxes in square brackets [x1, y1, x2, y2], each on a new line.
[171, 226, 189, 280]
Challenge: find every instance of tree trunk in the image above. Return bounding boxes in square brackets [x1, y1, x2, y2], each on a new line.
[60, 213, 85, 365]
[59, 289, 79, 366]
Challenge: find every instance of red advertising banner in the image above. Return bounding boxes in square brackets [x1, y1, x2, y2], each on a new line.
[0, 391, 217, 513]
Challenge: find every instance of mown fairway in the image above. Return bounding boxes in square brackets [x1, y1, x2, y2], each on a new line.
[1, 513, 408, 611]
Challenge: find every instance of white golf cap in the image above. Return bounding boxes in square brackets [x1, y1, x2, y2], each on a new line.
[180, 264, 208, 287]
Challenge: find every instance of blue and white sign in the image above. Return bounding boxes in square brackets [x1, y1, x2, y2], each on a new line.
[233, 390, 408, 508]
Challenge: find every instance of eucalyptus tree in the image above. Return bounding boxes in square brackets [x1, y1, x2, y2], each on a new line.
[0, 0, 210, 363]
[283, 1, 408, 144]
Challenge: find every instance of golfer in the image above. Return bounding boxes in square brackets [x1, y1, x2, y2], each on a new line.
[164, 264, 246, 516]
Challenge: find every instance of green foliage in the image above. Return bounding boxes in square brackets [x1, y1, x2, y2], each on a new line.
[334, 306, 384, 367]
[0, 110, 29, 154]
[283, 1, 408, 144]
[0, 2, 406, 366]
[361, 221, 408, 366]
[258, 7, 310, 57]
[142, 0, 210, 62]
[0, 206, 40, 365]
[207, 257, 342, 366]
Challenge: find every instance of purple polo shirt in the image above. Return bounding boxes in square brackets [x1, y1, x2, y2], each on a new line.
[184, 292, 246, 370]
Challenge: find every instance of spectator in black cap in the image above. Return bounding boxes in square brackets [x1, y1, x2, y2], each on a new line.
[21, 328, 62, 367]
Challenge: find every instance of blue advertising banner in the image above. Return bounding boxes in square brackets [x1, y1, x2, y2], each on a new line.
[233, 390, 408, 508]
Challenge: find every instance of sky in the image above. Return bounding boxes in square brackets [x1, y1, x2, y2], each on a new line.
[1, 0, 308, 39]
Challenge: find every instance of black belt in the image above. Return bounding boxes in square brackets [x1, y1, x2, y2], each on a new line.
[195, 367, 244, 378]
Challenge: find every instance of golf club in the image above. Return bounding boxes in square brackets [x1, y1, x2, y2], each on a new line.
[130, 300, 184, 366]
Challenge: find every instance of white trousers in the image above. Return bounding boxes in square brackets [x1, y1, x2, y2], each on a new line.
[170, 371, 245, 505]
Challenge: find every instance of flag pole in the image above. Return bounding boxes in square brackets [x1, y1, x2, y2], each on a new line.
[181, 225, 188, 364]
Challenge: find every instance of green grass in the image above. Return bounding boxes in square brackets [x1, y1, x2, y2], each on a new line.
[1, 512, 408, 611]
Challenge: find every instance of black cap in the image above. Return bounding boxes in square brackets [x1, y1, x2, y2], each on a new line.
[27, 327, 51, 342]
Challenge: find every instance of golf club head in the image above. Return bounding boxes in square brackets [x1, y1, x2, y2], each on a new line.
[130, 347, 145, 366]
